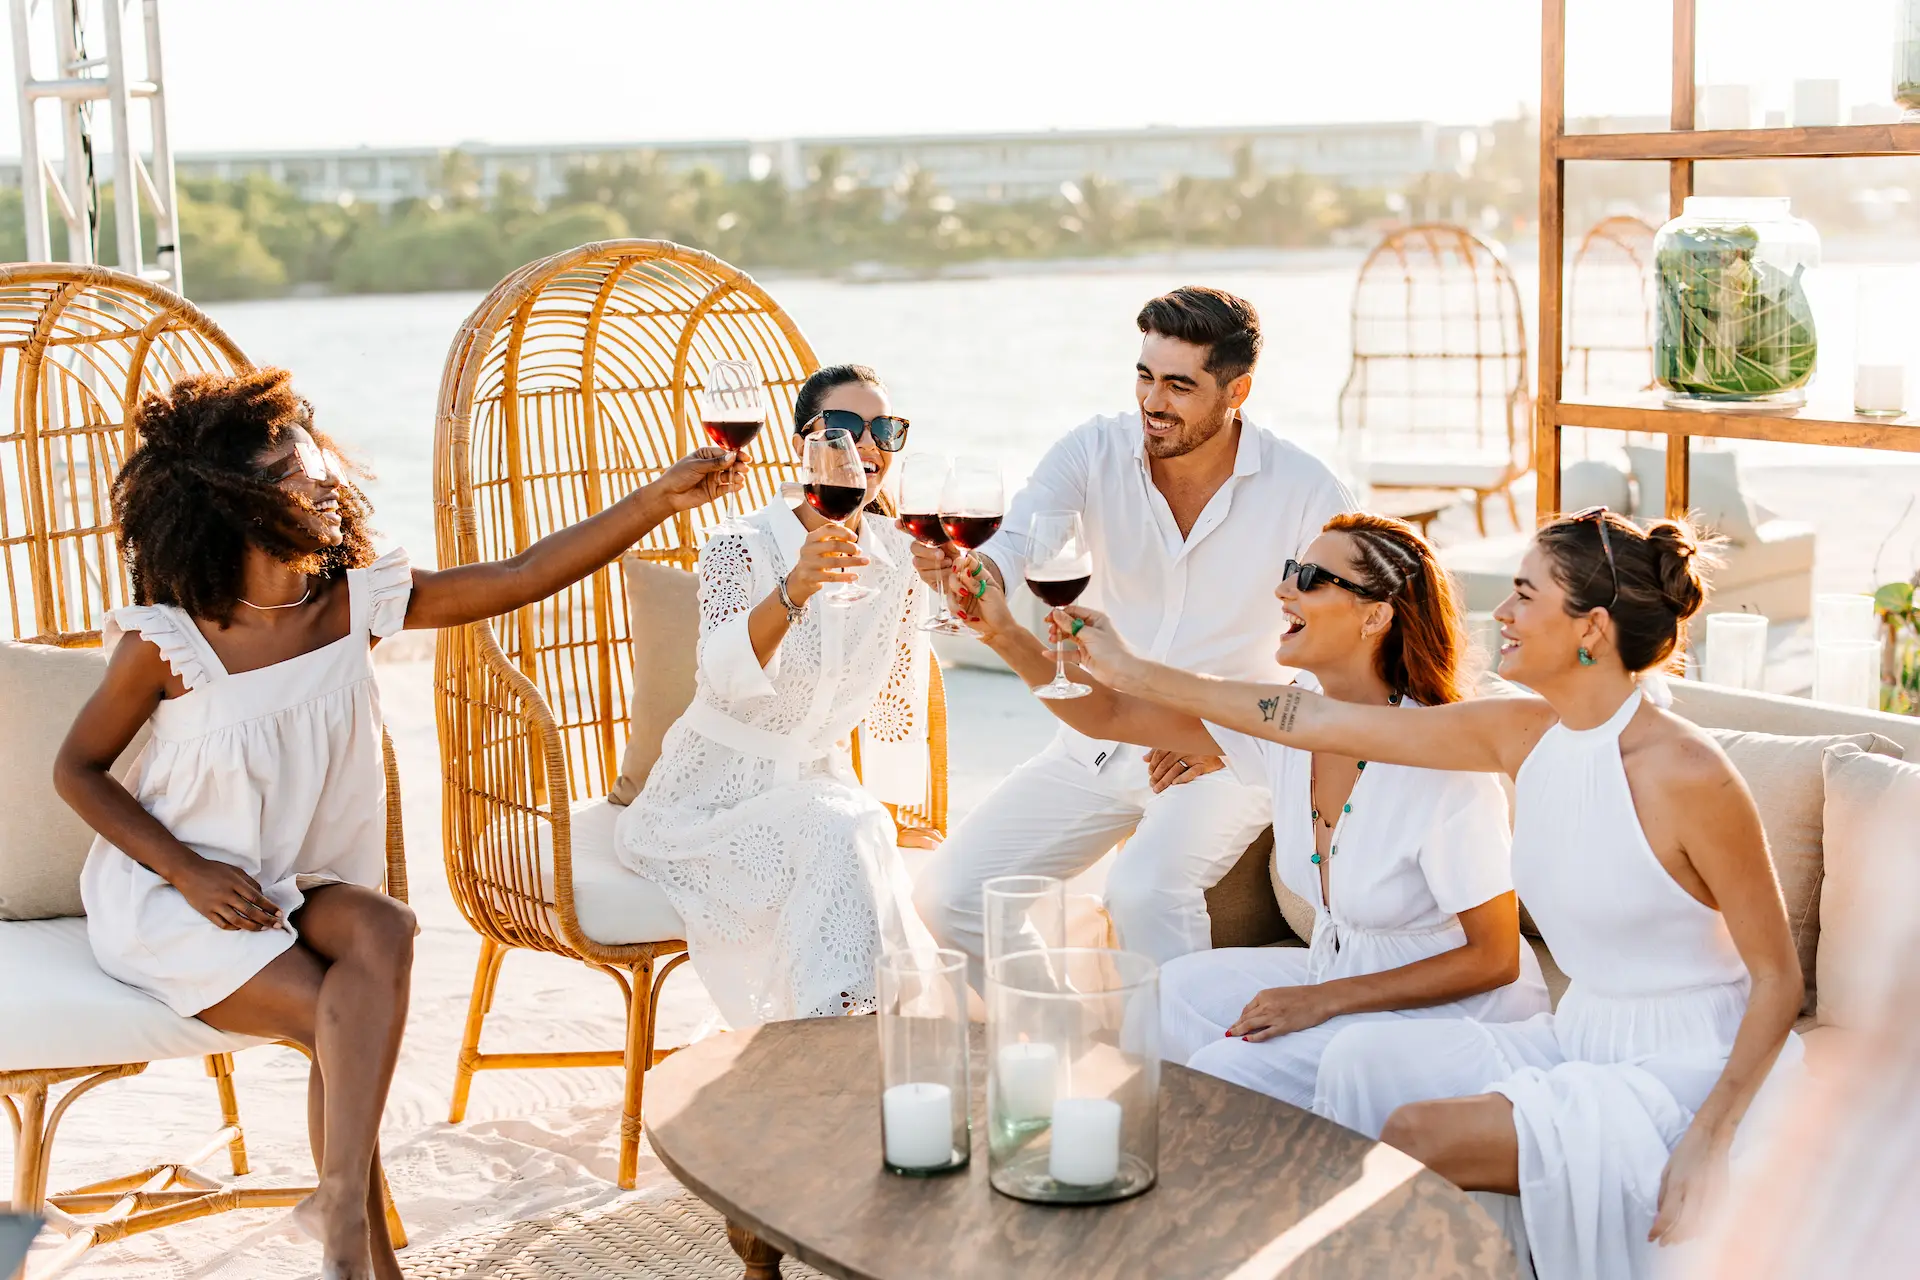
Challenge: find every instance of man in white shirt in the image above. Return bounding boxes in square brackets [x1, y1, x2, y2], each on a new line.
[913, 286, 1352, 984]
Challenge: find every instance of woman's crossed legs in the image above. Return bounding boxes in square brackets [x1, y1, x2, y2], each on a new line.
[198, 883, 415, 1280]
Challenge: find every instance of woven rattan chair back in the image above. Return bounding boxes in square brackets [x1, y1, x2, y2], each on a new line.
[1336, 224, 1530, 530]
[1567, 214, 1657, 397]
[0, 265, 249, 646]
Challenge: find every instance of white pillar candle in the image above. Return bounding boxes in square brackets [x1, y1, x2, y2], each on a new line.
[995, 1042, 1058, 1123]
[1854, 363, 1907, 417]
[1047, 1097, 1122, 1187]
[882, 1082, 954, 1170]
[1702, 612, 1768, 690]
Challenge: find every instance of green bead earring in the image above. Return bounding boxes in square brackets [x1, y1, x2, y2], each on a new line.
[1578, 646, 1595, 666]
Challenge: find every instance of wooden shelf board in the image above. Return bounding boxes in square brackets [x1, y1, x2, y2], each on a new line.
[1552, 394, 1920, 453]
[1555, 124, 1920, 162]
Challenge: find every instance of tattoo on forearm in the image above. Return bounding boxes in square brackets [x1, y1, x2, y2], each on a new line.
[1257, 690, 1303, 732]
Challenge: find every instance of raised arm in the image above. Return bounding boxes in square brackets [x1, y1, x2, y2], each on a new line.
[1647, 733, 1803, 1244]
[403, 447, 744, 630]
[1059, 604, 1554, 778]
[965, 577, 1220, 760]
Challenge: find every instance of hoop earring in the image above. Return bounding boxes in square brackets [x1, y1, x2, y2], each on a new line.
[1578, 647, 1595, 667]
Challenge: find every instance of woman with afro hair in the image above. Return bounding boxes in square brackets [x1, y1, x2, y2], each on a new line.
[54, 367, 744, 1280]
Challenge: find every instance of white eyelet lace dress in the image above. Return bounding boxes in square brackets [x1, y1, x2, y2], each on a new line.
[80, 548, 414, 1017]
[614, 498, 934, 1027]
[1315, 685, 1803, 1280]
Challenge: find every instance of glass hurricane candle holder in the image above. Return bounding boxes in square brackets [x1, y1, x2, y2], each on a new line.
[982, 875, 1066, 974]
[1815, 640, 1883, 711]
[1815, 593, 1879, 649]
[877, 948, 970, 1176]
[985, 948, 1159, 1205]
[1701, 612, 1768, 690]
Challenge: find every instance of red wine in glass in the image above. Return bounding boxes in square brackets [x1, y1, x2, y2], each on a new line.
[703, 418, 763, 451]
[1026, 573, 1090, 609]
[900, 512, 948, 546]
[940, 513, 1003, 549]
[805, 482, 867, 522]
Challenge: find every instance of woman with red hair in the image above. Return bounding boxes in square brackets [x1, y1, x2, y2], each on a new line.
[964, 513, 1547, 1109]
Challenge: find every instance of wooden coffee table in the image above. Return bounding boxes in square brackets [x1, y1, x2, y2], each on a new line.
[646, 1019, 1514, 1279]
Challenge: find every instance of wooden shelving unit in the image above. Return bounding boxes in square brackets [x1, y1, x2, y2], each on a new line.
[1536, 0, 1920, 521]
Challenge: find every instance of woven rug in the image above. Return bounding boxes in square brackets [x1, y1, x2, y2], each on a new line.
[402, 1192, 829, 1279]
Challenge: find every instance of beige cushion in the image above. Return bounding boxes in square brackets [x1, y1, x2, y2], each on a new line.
[0, 916, 263, 1070]
[609, 558, 701, 807]
[1706, 727, 1904, 1016]
[531, 798, 685, 946]
[1672, 681, 1920, 759]
[0, 641, 151, 920]
[1267, 853, 1319, 946]
[1625, 444, 1761, 545]
[1816, 744, 1920, 1029]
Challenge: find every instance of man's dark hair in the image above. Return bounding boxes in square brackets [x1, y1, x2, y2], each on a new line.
[1136, 286, 1262, 384]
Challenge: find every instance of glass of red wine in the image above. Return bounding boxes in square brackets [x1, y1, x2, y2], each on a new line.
[898, 453, 971, 636]
[699, 360, 766, 515]
[1025, 510, 1092, 700]
[939, 457, 1004, 621]
[803, 426, 877, 606]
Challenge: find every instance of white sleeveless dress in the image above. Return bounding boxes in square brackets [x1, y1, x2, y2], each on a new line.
[80, 549, 413, 1017]
[1315, 688, 1802, 1280]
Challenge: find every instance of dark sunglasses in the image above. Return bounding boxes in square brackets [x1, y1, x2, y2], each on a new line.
[1283, 559, 1382, 600]
[1568, 506, 1621, 610]
[797, 408, 910, 452]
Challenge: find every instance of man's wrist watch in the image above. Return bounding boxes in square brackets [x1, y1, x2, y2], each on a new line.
[776, 573, 807, 623]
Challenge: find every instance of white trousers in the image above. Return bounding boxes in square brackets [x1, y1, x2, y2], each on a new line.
[915, 735, 1272, 989]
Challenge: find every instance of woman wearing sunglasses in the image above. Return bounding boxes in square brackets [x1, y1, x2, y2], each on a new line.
[614, 364, 938, 1027]
[962, 512, 1547, 1109]
[1055, 509, 1803, 1278]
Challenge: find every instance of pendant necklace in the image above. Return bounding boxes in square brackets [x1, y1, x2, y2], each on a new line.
[237, 585, 313, 611]
[1308, 691, 1402, 867]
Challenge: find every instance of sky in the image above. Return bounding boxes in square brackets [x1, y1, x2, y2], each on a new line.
[0, 0, 1904, 154]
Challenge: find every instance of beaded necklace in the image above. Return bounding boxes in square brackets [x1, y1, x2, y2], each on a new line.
[1307, 691, 1402, 867]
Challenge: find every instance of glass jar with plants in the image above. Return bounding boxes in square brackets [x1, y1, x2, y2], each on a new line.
[1876, 574, 1919, 716]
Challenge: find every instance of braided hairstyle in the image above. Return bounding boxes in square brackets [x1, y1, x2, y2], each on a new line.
[113, 368, 376, 624]
[1534, 510, 1720, 673]
[1322, 512, 1469, 706]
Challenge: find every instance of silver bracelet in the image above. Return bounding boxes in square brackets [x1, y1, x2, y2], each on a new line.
[776, 573, 807, 623]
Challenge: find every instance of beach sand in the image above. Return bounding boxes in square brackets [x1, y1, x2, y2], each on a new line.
[10, 463, 1916, 1278]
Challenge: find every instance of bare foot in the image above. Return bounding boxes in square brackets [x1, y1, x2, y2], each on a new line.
[293, 1190, 375, 1280]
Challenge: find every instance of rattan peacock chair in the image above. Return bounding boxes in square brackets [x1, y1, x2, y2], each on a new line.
[432, 239, 949, 1190]
[0, 264, 406, 1271]
[1336, 224, 1531, 534]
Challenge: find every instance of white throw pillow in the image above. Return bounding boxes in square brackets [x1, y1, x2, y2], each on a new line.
[1816, 744, 1920, 1029]
[0, 641, 150, 919]
[1624, 444, 1762, 545]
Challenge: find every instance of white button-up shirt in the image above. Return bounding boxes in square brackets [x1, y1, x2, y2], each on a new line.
[983, 409, 1352, 770]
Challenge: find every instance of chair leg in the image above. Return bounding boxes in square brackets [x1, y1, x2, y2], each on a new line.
[10, 1083, 51, 1212]
[1474, 491, 1489, 536]
[1503, 484, 1521, 531]
[449, 938, 506, 1124]
[377, 1158, 408, 1250]
[204, 1053, 249, 1177]
[617, 955, 657, 1191]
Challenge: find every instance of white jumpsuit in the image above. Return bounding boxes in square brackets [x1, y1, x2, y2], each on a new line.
[1315, 688, 1803, 1280]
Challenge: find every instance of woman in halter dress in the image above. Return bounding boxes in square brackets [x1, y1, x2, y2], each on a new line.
[1055, 509, 1802, 1280]
[55, 368, 745, 1280]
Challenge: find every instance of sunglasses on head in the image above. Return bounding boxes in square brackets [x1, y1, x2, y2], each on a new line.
[1283, 559, 1381, 600]
[1568, 506, 1621, 610]
[797, 408, 910, 452]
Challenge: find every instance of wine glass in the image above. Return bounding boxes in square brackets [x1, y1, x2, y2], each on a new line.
[1025, 510, 1092, 701]
[699, 360, 766, 515]
[939, 457, 1005, 618]
[803, 427, 877, 606]
[898, 454, 971, 636]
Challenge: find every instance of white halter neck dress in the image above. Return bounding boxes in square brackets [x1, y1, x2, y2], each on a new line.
[1315, 688, 1801, 1280]
[80, 549, 413, 1017]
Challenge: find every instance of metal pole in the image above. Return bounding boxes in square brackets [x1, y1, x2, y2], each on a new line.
[50, 0, 96, 263]
[99, 0, 142, 275]
[140, 0, 180, 291]
[8, 0, 51, 260]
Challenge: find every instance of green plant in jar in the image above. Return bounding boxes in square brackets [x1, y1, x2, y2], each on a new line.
[1654, 222, 1818, 401]
[1876, 577, 1919, 716]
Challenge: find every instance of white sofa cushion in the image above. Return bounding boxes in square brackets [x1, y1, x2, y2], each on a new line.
[0, 641, 151, 920]
[1816, 745, 1920, 1029]
[0, 917, 263, 1071]
[1624, 444, 1762, 545]
[533, 798, 686, 947]
[1365, 453, 1514, 489]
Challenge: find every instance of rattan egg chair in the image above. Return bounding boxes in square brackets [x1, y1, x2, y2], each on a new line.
[432, 239, 949, 1189]
[1567, 214, 1658, 398]
[0, 264, 406, 1271]
[1336, 224, 1530, 533]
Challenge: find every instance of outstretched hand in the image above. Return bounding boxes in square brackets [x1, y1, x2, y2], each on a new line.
[1050, 605, 1137, 683]
[1649, 1122, 1730, 1246]
[654, 446, 749, 511]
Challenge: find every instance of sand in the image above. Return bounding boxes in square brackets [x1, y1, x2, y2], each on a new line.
[10, 462, 1917, 1278]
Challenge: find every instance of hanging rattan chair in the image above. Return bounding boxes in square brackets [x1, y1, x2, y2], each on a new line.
[432, 239, 949, 1189]
[0, 264, 407, 1271]
[1567, 214, 1657, 399]
[1336, 224, 1531, 533]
